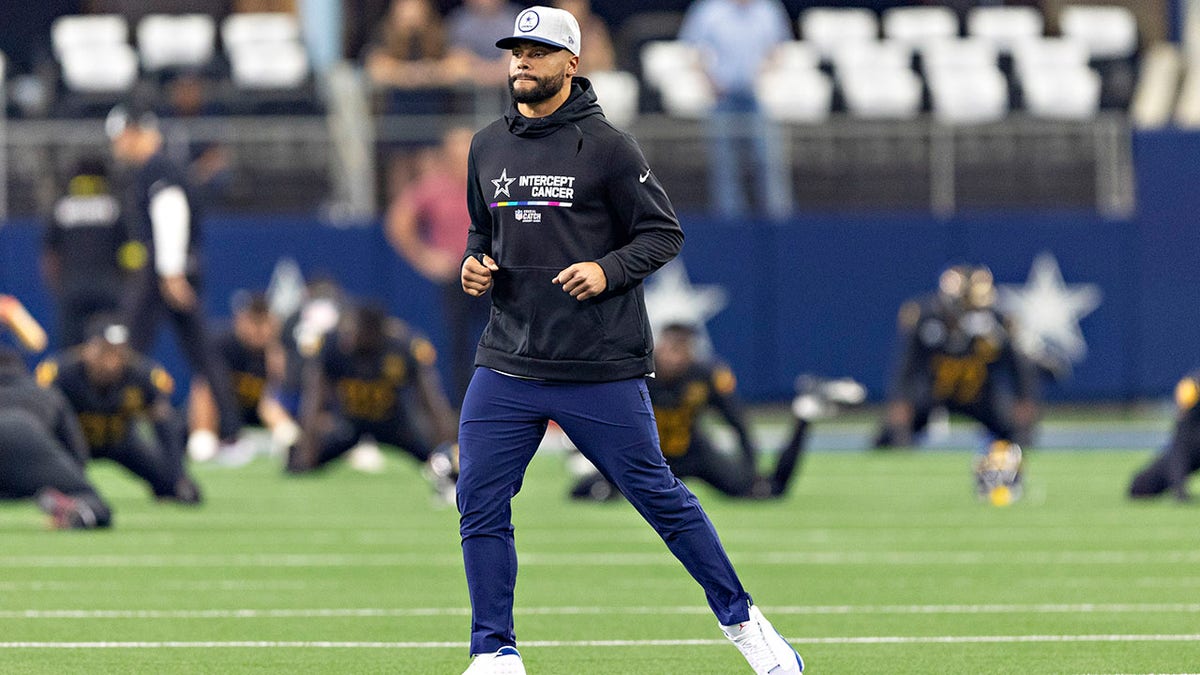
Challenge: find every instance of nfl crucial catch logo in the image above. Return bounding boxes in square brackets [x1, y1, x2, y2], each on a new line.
[518, 10, 540, 32]
[514, 209, 542, 223]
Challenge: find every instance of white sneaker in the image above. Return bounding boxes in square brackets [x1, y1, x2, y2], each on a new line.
[347, 441, 386, 474]
[722, 606, 804, 674]
[462, 646, 525, 675]
[187, 430, 219, 463]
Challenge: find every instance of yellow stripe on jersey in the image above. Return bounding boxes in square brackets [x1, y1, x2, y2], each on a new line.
[151, 367, 175, 395]
[1176, 377, 1199, 411]
[412, 338, 437, 367]
[712, 367, 737, 395]
[118, 240, 148, 271]
[35, 360, 58, 388]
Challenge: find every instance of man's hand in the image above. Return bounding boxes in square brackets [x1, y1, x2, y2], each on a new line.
[462, 255, 499, 297]
[160, 275, 198, 311]
[553, 262, 607, 301]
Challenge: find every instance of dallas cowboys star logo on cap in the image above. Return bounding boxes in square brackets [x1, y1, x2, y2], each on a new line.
[518, 10, 539, 32]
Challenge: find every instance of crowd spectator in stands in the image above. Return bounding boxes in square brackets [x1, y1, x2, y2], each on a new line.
[385, 126, 488, 405]
[552, 0, 615, 74]
[444, 0, 522, 87]
[363, 0, 452, 114]
[344, 0, 393, 61]
[680, 0, 794, 219]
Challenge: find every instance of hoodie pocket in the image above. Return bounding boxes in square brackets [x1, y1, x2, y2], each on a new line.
[483, 268, 647, 362]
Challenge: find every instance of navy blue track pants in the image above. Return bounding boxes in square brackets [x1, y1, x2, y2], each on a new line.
[457, 367, 752, 654]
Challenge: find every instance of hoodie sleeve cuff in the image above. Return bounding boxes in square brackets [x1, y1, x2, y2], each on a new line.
[596, 254, 626, 291]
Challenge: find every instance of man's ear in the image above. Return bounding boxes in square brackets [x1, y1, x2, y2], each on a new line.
[567, 55, 580, 76]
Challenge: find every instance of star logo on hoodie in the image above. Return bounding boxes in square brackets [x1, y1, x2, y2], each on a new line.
[492, 169, 515, 199]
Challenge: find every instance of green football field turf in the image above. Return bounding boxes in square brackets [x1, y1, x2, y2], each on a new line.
[2, 435, 1200, 674]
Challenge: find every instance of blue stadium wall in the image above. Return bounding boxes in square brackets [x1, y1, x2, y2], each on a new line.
[1, 129, 1196, 403]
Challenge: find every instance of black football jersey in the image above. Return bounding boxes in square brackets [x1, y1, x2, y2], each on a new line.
[214, 328, 269, 421]
[649, 361, 743, 458]
[318, 322, 437, 424]
[37, 351, 173, 448]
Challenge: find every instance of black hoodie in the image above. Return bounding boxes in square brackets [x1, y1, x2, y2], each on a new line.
[464, 77, 684, 382]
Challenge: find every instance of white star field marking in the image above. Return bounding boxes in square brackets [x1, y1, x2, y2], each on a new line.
[999, 252, 1101, 370]
[491, 168, 515, 199]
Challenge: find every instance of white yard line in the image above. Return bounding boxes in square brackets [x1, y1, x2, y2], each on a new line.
[5, 603, 1200, 620]
[2, 634, 1200, 649]
[2, 550, 1200, 568]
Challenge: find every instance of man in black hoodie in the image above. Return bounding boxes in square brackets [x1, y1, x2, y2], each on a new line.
[455, 7, 803, 675]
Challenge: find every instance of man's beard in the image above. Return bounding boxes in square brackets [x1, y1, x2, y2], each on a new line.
[509, 71, 566, 105]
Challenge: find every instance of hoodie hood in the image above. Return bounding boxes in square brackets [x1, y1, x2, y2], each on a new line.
[504, 76, 603, 140]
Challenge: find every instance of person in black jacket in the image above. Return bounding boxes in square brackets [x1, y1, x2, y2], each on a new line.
[454, 8, 803, 675]
[1129, 370, 1200, 501]
[0, 347, 112, 530]
[106, 103, 243, 446]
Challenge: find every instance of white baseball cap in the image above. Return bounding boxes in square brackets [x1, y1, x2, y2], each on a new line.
[496, 6, 581, 55]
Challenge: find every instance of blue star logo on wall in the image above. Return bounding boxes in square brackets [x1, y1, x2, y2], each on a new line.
[492, 169, 515, 199]
[999, 252, 1102, 378]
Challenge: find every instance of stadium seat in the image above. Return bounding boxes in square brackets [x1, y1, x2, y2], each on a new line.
[59, 43, 139, 93]
[966, 6, 1044, 53]
[658, 71, 714, 119]
[639, 41, 700, 92]
[919, 38, 1009, 124]
[1011, 38, 1089, 81]
[800, 8, 879, 59]
[1060, 5, 1139, 60]
[919, 38, 999, 74]
[1021, 66, 1101, 119]
[830, 40, 913, 75]
[220, 12, 302, 55]
[229, 42, 309, 89]
[639, 40, 713, 116]
[927, 68, 1008, 124]
[756, 68, 833, 123]
[882, 6, 959, 47]
[221, 12, 313, 100]
[775, 41, 820, 72]
[840, 68, 922, 119]
[137, 14, 217, 72]
[51, 15, 129, 61]
[587, 70, 639, 128]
